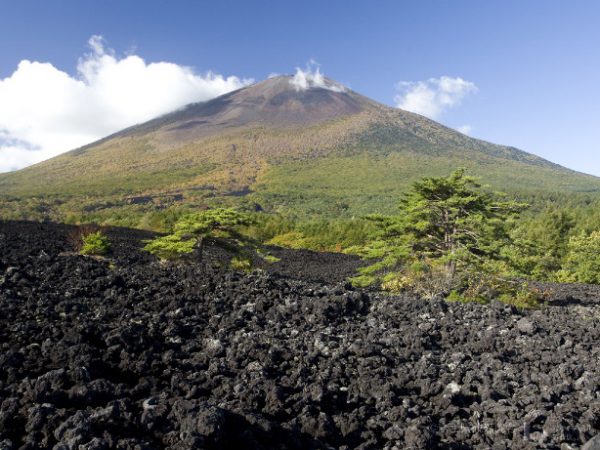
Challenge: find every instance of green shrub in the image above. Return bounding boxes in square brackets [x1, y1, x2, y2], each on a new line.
[263, 254, 281, 263]
[497, 285, 547, 309]
[446, 290, 467, 303]
[379, 259, 457, 299]
[266, 231, 318, 250]
[80, 231, 111, 256]
[348, 273, 378, 288]
[143, 234, 196, 260]
[377, 258, 545, 308]
[230, 256, 253, 272]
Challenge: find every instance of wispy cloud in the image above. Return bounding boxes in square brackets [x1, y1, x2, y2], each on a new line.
[289, 60, 345, 93]
[394, 76, 477, 119]
[456, 124, 473, 135]
[0, 35, 252, 172]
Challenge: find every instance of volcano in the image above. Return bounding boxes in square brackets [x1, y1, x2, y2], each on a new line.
[1, 75, 599, 217]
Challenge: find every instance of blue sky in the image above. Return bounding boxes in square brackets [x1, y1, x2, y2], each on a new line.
[1, 0, 600, 175]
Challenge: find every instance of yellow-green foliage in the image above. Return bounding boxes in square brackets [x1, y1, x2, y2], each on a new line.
[497, 285, 548, 309]
[380, 272, 411, 293]
[230, 256, 253, 272]
[80, 231, 111, 256]
[348, 273, 379, 288]
[556, 231, 600, 283]
[173, 208, 253, 237]
[143, 208, 253, 261]
[381, 260, 545, 308]
[266, 232, 320, 250]
[380, 259, 455, 300]
[506, 208, 576, 280]
[255, 248, 281, 263]
[244, 215, 378, 252]
[264, 254, 280, 263]
[143, 234, 196, 260]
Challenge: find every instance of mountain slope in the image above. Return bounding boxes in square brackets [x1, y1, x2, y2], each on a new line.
[1, 75, 599, 219]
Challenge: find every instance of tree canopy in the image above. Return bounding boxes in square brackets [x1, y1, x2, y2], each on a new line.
[398, 168, 527, 271]
[353, 169, 531, 302]
[144, 208, 253, 260]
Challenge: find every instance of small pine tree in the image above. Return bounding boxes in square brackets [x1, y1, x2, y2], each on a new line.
[80, 231, 111, 256]
[144, 208, 253, 261]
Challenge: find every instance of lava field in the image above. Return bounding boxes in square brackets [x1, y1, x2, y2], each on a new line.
[1, 220, 600, 449]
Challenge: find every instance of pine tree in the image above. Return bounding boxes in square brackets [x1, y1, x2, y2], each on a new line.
[398, 168, 527, 276]
[144, 208, 253, 260]
[354, 169, 529, 299]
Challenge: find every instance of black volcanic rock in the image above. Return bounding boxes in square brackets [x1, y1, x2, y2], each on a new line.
[1, 220, 600, 449]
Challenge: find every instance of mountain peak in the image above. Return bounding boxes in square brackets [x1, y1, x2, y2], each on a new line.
[256, 73, 347, 93]
[229, 73, 353, 107]
[120, 74, 371, 139]
[4, 71, 600, 218]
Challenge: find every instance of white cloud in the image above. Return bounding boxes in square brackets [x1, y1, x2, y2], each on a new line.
[394, 76, 477, 119]
[0, 35, 252, 173]
[289, 60, 345, 93]
[456, 124, 473, 135]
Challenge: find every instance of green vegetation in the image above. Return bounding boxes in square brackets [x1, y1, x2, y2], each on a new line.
[5, 158, 600, 306]
[143, 234, 196, 260]
[256, 249, 281, 264]
[507, 208, 575, 279]
[80, 231, 111, 256]
[230, 256, 253, 272]
[44, 168, 600, 305]
[556, 231, 600, 283]
[5, 77, 600, 304]
[243, 214, 378, 252]
[505, 201, 600, 283]
[143, 208, 253, 261]
[263, 254, 281, 264]
[350, 169, 543, 305]
[254, 151, 600, 217]
[137, 169, 585, 307]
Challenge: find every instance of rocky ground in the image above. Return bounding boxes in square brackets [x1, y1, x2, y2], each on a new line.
[1, 220, 600, 450]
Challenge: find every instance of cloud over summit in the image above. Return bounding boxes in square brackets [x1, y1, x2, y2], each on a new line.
[0, 36, 251, 172]
[289, 60, 345, 93]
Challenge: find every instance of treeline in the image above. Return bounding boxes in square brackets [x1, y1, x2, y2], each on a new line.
[241, 193, 600, 286]
[508, 205, 600, 283]
[132, 169, 600, 308]
[12, 168, 600, 307]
